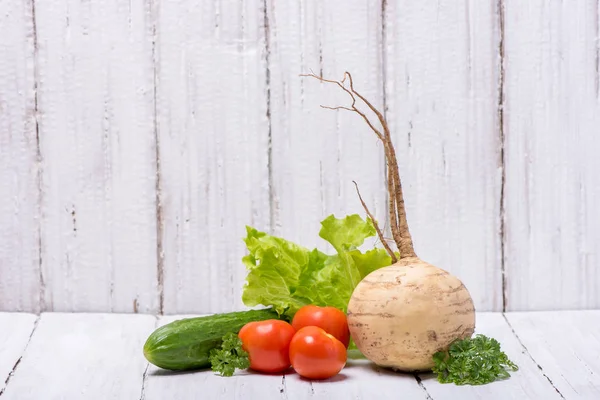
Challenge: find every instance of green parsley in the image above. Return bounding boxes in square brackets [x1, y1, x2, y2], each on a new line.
[209, 332, 250, 377]
[432, 334, 519, 385]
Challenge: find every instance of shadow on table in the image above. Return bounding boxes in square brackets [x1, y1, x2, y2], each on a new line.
[295, 373, 349, 383]
[149, 368, 208, 376]
[149, 366, 291, 377]
[369, 363, 439, 382]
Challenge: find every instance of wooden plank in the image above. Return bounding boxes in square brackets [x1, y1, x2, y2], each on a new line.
[145, 361, 287, 400]
[0, 0, 40, 312]
[35, 0, 159, 312]
[506, 310, 600, 399]
[1, 313, 156, 400]
[267, 0, 388, 253]
[0, 313, 37, 395]
[144, 315, 288, 400]
[384, 0, 503, 311]
[503, 0, 600, 310]
[157, 0, 271, 314]
[285, 360, 428, 400]
[418, 312, 562, 399]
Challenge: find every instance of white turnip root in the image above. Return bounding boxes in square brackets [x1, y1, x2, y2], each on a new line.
[304, 72, 475, 372]
[348, 258, 475, 371]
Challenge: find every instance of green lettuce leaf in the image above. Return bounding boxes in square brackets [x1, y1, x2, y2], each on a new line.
[351, 248, 398, 278]
[241, 227, 311, 316]
[241, 214, 393, 318]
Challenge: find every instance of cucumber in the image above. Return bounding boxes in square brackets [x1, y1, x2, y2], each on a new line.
[143, 308, 283, 371]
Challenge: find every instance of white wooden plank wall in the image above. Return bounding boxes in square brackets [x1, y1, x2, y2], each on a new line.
[267, 0, 388, 252]
[0, 0, 599, 314]
[157, 0, 271, 314]
[384, 0, 504, 311]
[34, 0, 159, 313]
[0, 0, 40, 312]
[503, 0, 600, 311]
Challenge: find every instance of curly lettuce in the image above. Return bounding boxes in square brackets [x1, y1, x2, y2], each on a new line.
[241, 214, 393, 318]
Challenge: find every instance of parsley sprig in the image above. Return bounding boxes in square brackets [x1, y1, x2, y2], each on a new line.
[432, 334, 519, 385]
[209, 332, 250, 377]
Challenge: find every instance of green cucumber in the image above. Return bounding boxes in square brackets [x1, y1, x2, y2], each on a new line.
[143, 308, 283, 371]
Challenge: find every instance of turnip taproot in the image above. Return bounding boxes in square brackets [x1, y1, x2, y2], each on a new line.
[304, 71, 476, 372]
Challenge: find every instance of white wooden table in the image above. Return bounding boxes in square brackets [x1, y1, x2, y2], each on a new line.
[0, 311, 598, 399]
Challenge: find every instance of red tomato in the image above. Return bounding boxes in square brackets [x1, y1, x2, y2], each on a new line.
[238, 319, 296, 373]
[291, 305, 350, 348]
[289, 326, 347, 380]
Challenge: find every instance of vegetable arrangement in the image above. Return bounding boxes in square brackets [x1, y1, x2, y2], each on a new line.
[170, 304, 349, 379]
[142, 71, 519, 386]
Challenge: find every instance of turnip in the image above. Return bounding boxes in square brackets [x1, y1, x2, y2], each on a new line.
[304, 72, 475, 372]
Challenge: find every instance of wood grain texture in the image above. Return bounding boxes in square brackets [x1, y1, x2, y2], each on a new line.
[0, 311, 596, 399]
[384, 0, 504, 311]
[1, 313, 156, 400]
[35, 0, 159, 313]
[285, 360, 428, 400]
[505, 310, 600, 399]
[0, 0, 40, 312]
[267, 0, 388, 253]
[2, 0, 600, 315]
[503, 0, 600, 310]
[419, 312, 562, 400]
[157, 0, 271, 314]
[0, 313, 37, 395]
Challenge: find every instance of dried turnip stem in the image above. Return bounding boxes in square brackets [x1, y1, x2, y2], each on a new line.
[352, 181, 397, 263]
[386, 153, 403, 253]
[302, 71, 416, 259]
